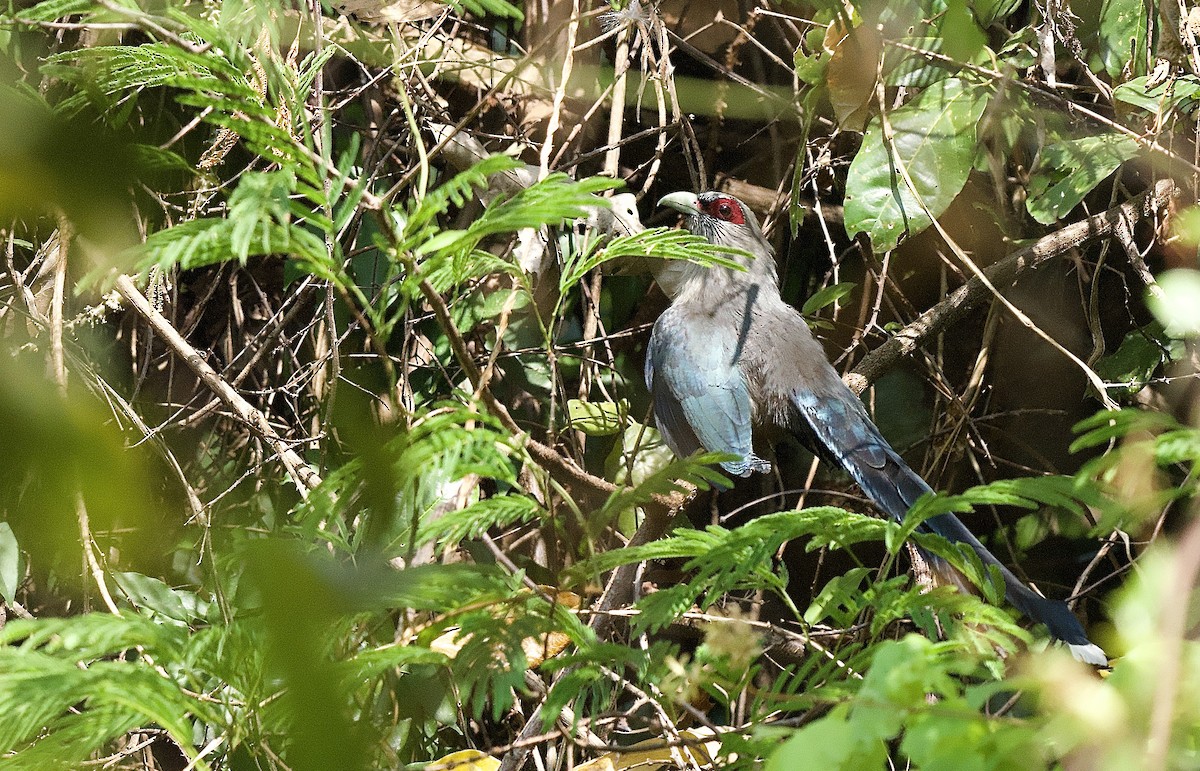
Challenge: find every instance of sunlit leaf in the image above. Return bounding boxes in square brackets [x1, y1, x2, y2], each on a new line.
[0, 524, 21, 606]
[844, 78, 990, 251]
[1147, 269, 1200, 337]
[566, 399, 627, 436]
[1025, 133, 1139, 224]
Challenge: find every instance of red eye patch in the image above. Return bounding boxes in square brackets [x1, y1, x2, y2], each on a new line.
[699, 196, 745, 225]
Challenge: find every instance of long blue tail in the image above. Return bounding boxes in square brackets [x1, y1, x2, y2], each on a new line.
[790, 388, 1106, 665]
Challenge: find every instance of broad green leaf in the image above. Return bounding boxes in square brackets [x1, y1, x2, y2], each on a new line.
[994, 26, 1039, 69]
[604, 419, 676, 488]
[566, 399, 627, 436]
[451, 287, 531, 333]
[1025, 133, 1139, 224]
[114, 572, 192, 622]
[793, 45, 829, 86]
[844, 77, 990, 251]
[938, 0, 987, 65]
[452, 0, 522, 21]
[1096, 0, 1148, 79]
[884, 36, 946, 88]
[972, 0, 1022, 26]
[1095, 322, 1181, 397]
[1113, 76, 1200, 115]
[802, 281, 856, 315]
[768, 707, 888, 770]
[0, 523, 19, 605]
[805, 567, 872, 626]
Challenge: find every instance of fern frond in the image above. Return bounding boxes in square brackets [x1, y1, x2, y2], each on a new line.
[416, 494, 544, 550]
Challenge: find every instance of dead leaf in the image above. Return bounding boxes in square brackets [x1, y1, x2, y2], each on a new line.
[824, 20, 881, 131]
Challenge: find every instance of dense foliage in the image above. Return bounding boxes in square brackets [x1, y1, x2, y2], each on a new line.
[1, 0, 1200, 768]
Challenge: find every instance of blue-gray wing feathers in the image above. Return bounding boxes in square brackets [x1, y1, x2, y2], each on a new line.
[646, 312, 770, 477]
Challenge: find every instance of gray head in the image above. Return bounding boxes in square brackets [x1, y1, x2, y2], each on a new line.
[657, 191, 778, 289]
[657, 190, 777, 299]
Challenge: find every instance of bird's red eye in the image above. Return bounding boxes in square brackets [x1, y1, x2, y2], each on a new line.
[700, 196, 744, 223]
[702, 196, 745, 224]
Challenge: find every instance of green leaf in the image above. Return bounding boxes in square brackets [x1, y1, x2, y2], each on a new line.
[768, 707, 888, 770]
[113, 572, 192, 622]
[1154, 429, 1200, 466]
[450, 0, 523, 21]
[227, 170, 300, 261]
[937, 0, 987, 65]
[1025, 133, 1140, 224]
[415, 228, 469, 256]
[0, 523, 19, 605]
[572, 506, 886, 630]
[1096, 0, 1148, 79]
[1070, 407, 1177, 452]
[793, 46, 829, 86]
[565, 399, 627, 436]
[1147, 269, 1200, 338]
[1113, 76, 1200, 115]
[805, 567, 872, 626]
[972, 0, 1022, 26]
[10, 0, 99, 23]
[844, 77, 990, 251]
[802, 282, 856, 315]
[1095, 322, 1180, 396]
[451, 287, 531, 333]
[416, 495, 544, 550]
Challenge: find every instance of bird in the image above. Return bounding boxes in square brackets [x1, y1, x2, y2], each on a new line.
[646, 190, 1106, 665]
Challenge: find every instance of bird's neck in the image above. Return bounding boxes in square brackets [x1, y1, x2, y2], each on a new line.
[671, 263, 782, 309]
[657, 239, 781, 305]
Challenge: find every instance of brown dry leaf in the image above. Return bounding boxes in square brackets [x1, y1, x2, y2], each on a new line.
[824, 20, 881, 131]
[430, 627, 470, 658]
[522, 587, 580, 666]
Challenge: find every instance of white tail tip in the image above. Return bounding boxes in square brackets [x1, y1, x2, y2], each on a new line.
[1067, 642, 1108, 666]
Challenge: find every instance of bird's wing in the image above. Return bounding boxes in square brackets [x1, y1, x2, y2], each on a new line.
[646, 312, 769, 477]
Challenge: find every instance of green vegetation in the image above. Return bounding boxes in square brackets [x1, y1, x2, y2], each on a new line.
[1, 0, 1199, 768]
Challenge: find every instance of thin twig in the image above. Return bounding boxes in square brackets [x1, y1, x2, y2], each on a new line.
[845, 179, 1177, 394]
[113, 275, 323, 496]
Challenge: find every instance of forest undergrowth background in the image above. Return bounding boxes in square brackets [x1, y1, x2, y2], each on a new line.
[2, 0, 1200, 769]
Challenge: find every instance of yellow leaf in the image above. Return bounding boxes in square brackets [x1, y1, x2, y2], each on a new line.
[574, 729, 727, 770]
[429, 749, 500, 771]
